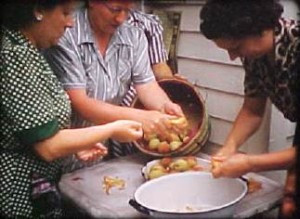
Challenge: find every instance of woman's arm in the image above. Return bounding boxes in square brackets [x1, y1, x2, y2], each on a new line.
[212, 147, 296, 178]
[34, 120, 143, 161]
[216, 96, 267, 156]
[67, 87, 181, 137]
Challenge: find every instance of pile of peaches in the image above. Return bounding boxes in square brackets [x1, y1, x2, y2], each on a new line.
[146, 156, 204, 180]
[143, 117, 191, 154]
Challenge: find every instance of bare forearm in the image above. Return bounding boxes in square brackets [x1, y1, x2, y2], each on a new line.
[211, 147, 296, 178]
[249, 147, 296, 172]
[152, 62, 173, 80]
[225, 108, 263, 149]
[135, 80, 172, 111]
[34, 125, 115, 161]
[224, 97, 266, 151]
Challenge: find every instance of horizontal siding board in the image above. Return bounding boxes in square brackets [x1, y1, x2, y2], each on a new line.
[286, 120, 296, 137]
[269, 106, 296, 151]
[208, 114, 270, 154]
[197, 88, 244, 122]
[173, 6, 202, 32]
[208, 117, 232, 146]
[177, 32, 242, 65]
[178, 58, 245, 95]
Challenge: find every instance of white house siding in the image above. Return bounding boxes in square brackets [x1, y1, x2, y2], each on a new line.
[145, 0, 298, 182]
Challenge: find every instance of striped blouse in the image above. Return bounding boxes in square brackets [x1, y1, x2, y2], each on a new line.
[127, 10, 168, 65]
[121, 10, 169, 107]
[45, 8, 155, 128]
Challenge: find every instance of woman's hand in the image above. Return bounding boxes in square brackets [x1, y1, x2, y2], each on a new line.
[109, 120, 143, 142]
[211, 153, 252, 178]
[138, 109, 188, 141]
[140, 110, 174, 139]
[214, 144, 237, 157]
[281, 167, 297, 218]
[161, 101, 184, 117]
[76, 142, 108, 161]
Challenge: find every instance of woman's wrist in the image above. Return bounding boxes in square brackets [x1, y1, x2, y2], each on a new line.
[223, 139, 239, 154]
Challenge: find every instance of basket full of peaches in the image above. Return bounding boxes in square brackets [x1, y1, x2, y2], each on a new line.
[131, 78, 211, 157]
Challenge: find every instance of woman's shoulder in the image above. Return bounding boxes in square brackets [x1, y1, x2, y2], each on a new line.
[2, 32, 37, 66]
[1, 29, 43, 79]
[277, 18, 300, 40]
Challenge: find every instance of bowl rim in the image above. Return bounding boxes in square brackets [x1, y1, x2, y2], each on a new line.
[134, 171, 248, 214]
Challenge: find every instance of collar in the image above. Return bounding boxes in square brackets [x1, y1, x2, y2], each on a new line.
[3, 27, 32, 48]
[75, 8, 133, 48]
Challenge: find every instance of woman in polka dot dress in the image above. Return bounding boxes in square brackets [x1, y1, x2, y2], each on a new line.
[0, 0, 143, 218]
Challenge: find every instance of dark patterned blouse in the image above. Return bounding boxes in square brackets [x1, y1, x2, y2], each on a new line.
[243, 18, 300, 122]
[0, 27, 71, 218]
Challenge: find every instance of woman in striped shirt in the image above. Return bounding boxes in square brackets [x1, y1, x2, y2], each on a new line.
[45, 0, 185, 171]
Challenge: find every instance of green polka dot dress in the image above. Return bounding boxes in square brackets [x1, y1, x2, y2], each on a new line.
[0, 27, 71, 218]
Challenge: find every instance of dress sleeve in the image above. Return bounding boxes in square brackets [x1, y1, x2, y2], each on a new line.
[1, 48, 59, 145]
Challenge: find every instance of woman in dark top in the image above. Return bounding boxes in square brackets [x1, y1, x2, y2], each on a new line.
[200, 0, 299, 179]
[0, 0, 143, 218]
[200, 0, 299, 217]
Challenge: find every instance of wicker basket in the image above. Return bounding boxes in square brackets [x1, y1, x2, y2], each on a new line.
[131, 78, 210, 158]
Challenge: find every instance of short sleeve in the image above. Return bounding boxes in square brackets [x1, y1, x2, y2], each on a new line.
[144, 14, 168, 64]
[127, 11, 168, 65]
[131, 29, 156, 84]
[1, 48, 59, 144]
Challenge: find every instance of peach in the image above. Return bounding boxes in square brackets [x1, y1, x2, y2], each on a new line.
[170, 141, 182, 151]
[184, 156, 197, 168]
[158, 141, 171, 154]
[160, 157, 173, 168]
[169, 158, 189, 172]
[148, 138, 160, 150]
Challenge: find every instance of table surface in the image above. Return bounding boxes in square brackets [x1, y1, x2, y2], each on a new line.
[59, 152, 284, 218]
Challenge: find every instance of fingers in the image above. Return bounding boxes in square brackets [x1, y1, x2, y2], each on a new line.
[76, 150, 91, 161]
[130, 127, 143, 140]
[162, 102, 184, 117]
[211, 155, 227, 162]
[153, 118, 172, 140]
[211, 156, 224, 178]
[112, 120, 144, 142]
[173, 73, 187, 81]
[215, 144, 237, 157]
[94, 142, 108, 156]
[211, 166, 222, 178]
[76, 143, 108, 161]
[167, 105, 184, 117]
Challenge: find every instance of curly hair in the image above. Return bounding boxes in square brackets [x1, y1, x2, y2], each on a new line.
[200, 0, 284, 40]
[1, 0, 78, 30]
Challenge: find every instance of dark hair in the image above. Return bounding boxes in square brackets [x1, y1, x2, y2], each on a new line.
[1, 0, 74, 30]
[200, 0, 284, 40]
